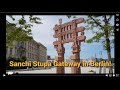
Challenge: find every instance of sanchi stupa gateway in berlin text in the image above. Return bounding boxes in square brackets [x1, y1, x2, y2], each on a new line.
[53, 18, 86, 74]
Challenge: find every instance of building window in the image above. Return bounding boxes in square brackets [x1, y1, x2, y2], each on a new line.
[28, 53, 29, 58]
[33, 54, 34, 59]
[6, 48, 7, 54]
[10, 48, 12, 56]
[29, 53, 30, 58]
[30, 53, 31, 58]
[24, 43, 26, 47]
[17, 50, 18, 56]
[20, 42, 24, 47]
[28, 46, 29, 51]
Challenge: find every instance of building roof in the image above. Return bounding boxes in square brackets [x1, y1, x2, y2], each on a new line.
[38, 42, 47, 49]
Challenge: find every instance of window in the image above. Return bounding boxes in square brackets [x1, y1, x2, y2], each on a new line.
[10, 48, 12, 55]
[28, 53, 29, 58]
[17, 50, 19, 56]
[32, 54, 33, 59]
[29, 47, 30, 52]
[25, 43, 26, 47]
[30, 53, 31, 58]
[6, 48, 7, 54]
[33, 54, 34, 59]
[21, 42, 24, 47]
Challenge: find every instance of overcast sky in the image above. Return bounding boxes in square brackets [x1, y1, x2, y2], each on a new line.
[6, 15, 114, 59]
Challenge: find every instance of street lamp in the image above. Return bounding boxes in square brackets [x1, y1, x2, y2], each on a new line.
[99, 51, 102, 74]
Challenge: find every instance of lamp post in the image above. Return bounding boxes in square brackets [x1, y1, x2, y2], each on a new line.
[99, 51, 102, 74]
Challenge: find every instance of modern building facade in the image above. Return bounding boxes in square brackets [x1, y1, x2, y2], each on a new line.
[6, 40, 47, 62]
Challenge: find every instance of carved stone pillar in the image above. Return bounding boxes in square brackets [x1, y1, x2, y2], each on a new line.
[53, 18, 85, 74]
[56, 44, 65, 74]
[70, 42, 81, 74]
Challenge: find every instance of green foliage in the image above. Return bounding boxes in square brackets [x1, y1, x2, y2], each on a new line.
[6, 26, 33, 47]
[67, 15, 114, 73]
[85, 15, 114, 50]
[19, 18, 26, 25]
[67, 15, 114, 50]
[6, 15, 42, 47]
[29, 16, 42, 24]
[85, 16, 103, 30]
[86, 32, 105, 43]
[21, 56, 27, 62]
[111, 58, 114, 63]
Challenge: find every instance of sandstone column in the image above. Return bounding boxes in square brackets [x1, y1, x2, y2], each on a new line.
[70, 42, 81, 73]
[56, 44, 65, 73]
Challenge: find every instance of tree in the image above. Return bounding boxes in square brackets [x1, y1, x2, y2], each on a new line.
[6, 15, 42, 47]
[67, 15, 114, 73]
[21, 56, 27, 62]
[86, 15, 114, 74]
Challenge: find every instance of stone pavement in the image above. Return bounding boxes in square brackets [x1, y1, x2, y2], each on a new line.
[6, 67, 114, 74]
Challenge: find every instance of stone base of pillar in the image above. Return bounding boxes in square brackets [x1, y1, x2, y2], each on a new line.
[71, 60, 81, 74]
[56, 56, 65, 74]
[57, 66, 65, 74]
[70, 54, 81, 74]
[71, 66, 80, 74]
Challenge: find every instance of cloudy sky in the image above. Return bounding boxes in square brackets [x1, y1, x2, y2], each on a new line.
[6, 15, 114, 59]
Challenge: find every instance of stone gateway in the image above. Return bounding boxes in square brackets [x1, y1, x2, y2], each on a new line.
[53, 18, 86, 74]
